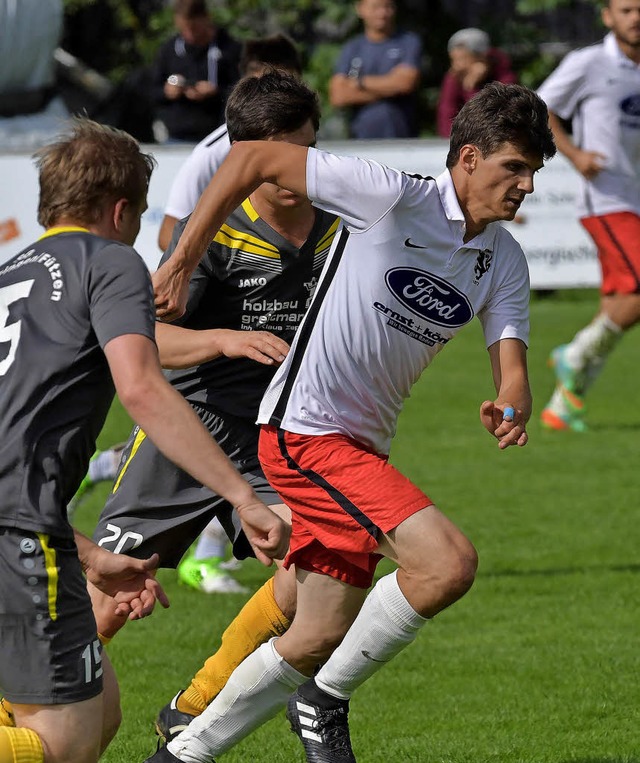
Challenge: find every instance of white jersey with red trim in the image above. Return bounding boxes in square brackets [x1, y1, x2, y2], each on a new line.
[257, 149, 530, 455]
[537, 33, 640, 217]
[163, 123, 231, 221]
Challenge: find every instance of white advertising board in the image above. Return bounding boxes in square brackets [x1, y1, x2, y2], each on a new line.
[0, 139, 600, 289]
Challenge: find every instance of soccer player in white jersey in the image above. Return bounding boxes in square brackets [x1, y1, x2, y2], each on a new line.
[147, 81, 555, 763]
[157, 33, 302, 251]
[538, 0, 640, 432]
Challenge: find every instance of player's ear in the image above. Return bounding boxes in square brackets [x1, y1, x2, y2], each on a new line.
[113, 198, 129, 232]
[459, 144, 479, 175]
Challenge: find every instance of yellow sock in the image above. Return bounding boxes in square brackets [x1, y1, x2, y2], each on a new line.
[0, 698, 15, 727]
[0, 727, 44, 762]
[177, 576, 291, 715]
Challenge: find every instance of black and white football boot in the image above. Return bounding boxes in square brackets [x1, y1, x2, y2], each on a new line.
[286, 680, 356, 763]
[155, 690, 197, 747]
[143, 744, 186, 762]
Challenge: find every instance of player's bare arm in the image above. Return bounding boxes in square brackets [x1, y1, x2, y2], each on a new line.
[156, 323, 289, 369]
[74, 530, 169, 620]
[481, 338, 531, 449]
[157, 213, 179, 252]
[548, 110, 606, 179]
[104, 332, 289, 561]
[153, 141, 309, 320]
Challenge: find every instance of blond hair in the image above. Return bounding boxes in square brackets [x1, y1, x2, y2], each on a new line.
[35, 118, 155, 229]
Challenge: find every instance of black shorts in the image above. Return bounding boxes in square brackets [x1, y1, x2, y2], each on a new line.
[92, 404, 280, 567]
[0, 528, 102, 704]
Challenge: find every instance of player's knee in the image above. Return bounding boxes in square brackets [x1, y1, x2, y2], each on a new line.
[42, 733, 100, 763]
[403, 537, 478, 614]
[304, 629, 345, 666]
[442, 539, 478, 600]
[277, 624, 346, 674]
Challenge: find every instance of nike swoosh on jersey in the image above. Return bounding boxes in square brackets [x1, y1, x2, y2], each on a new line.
[404, 238, 428, 249]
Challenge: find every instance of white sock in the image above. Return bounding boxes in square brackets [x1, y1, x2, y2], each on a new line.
[546, 384, 573, 417]
[167, 638, 306, 762]
[87, 449, 120, 483]
[315, 570, 428, 701]
[194, 518, 228, 560]
[565, 314, 622, 371]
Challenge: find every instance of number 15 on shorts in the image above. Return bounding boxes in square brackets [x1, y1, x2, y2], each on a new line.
[81, 638, 103, 684]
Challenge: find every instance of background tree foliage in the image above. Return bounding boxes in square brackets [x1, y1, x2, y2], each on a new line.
[60, 0, 603, 137]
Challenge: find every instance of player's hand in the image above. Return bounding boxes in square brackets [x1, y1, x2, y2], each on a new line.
[217, 329, 289, 365]
[153, 259, 191, 321]
[573, 149, 606, 180]
[235, 499, 291, 565]
[84, 549, 170, 621]
[480, 400, 528, 449]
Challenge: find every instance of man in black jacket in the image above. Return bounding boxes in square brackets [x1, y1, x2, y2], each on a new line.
[151, 0, 241, 142]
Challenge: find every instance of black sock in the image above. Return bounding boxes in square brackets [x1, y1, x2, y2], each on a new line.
[297, 678, 349, 710]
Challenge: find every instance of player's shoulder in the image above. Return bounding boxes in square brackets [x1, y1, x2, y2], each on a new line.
[183, 126, 231, 179]
[400, 171, 438, 199]
[89, 237, 149, 278]
[492, 223, 527, 262]
[34, 230, 127, 268]
[560, 40, 607, 69]
[192, 123, 230, 154]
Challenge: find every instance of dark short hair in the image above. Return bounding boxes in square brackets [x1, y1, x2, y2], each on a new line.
[446, 82, 556, 168]
[172, 0, 208, 19]
[226, 70, 320, 142]
[35, 118, 155, 229]
[240, 34, 302, 77]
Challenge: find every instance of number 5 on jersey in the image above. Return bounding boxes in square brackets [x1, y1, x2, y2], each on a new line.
[0, 280, 35, 376]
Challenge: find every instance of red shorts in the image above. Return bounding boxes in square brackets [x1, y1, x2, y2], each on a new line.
[258, 425, 432, 588]
[581, 212, 640, 295]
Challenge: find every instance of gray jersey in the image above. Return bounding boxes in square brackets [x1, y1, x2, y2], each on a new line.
[0, 228, 155, 537]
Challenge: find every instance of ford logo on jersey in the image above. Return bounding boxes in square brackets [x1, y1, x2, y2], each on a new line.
[620, 94, 640, 117]
[385, 267, 473, 327]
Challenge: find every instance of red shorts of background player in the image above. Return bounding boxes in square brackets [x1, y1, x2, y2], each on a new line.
[581, 211, 640, 295]
[258, 425, 432, 589]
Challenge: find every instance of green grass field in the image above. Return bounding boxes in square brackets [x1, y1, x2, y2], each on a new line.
[75, 291, 640, 763]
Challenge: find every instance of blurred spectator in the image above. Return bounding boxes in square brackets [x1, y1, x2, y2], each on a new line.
[437, 28, 517, 137]
[158, 33, 303, 251]
[0, 0, 70, 150]
[329, 0, 422, 139]
[150, 0, 241, 143]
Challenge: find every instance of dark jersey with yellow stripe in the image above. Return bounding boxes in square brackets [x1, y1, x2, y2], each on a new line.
[0, 229, 155, 537]
[162, 198, 340, 418]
